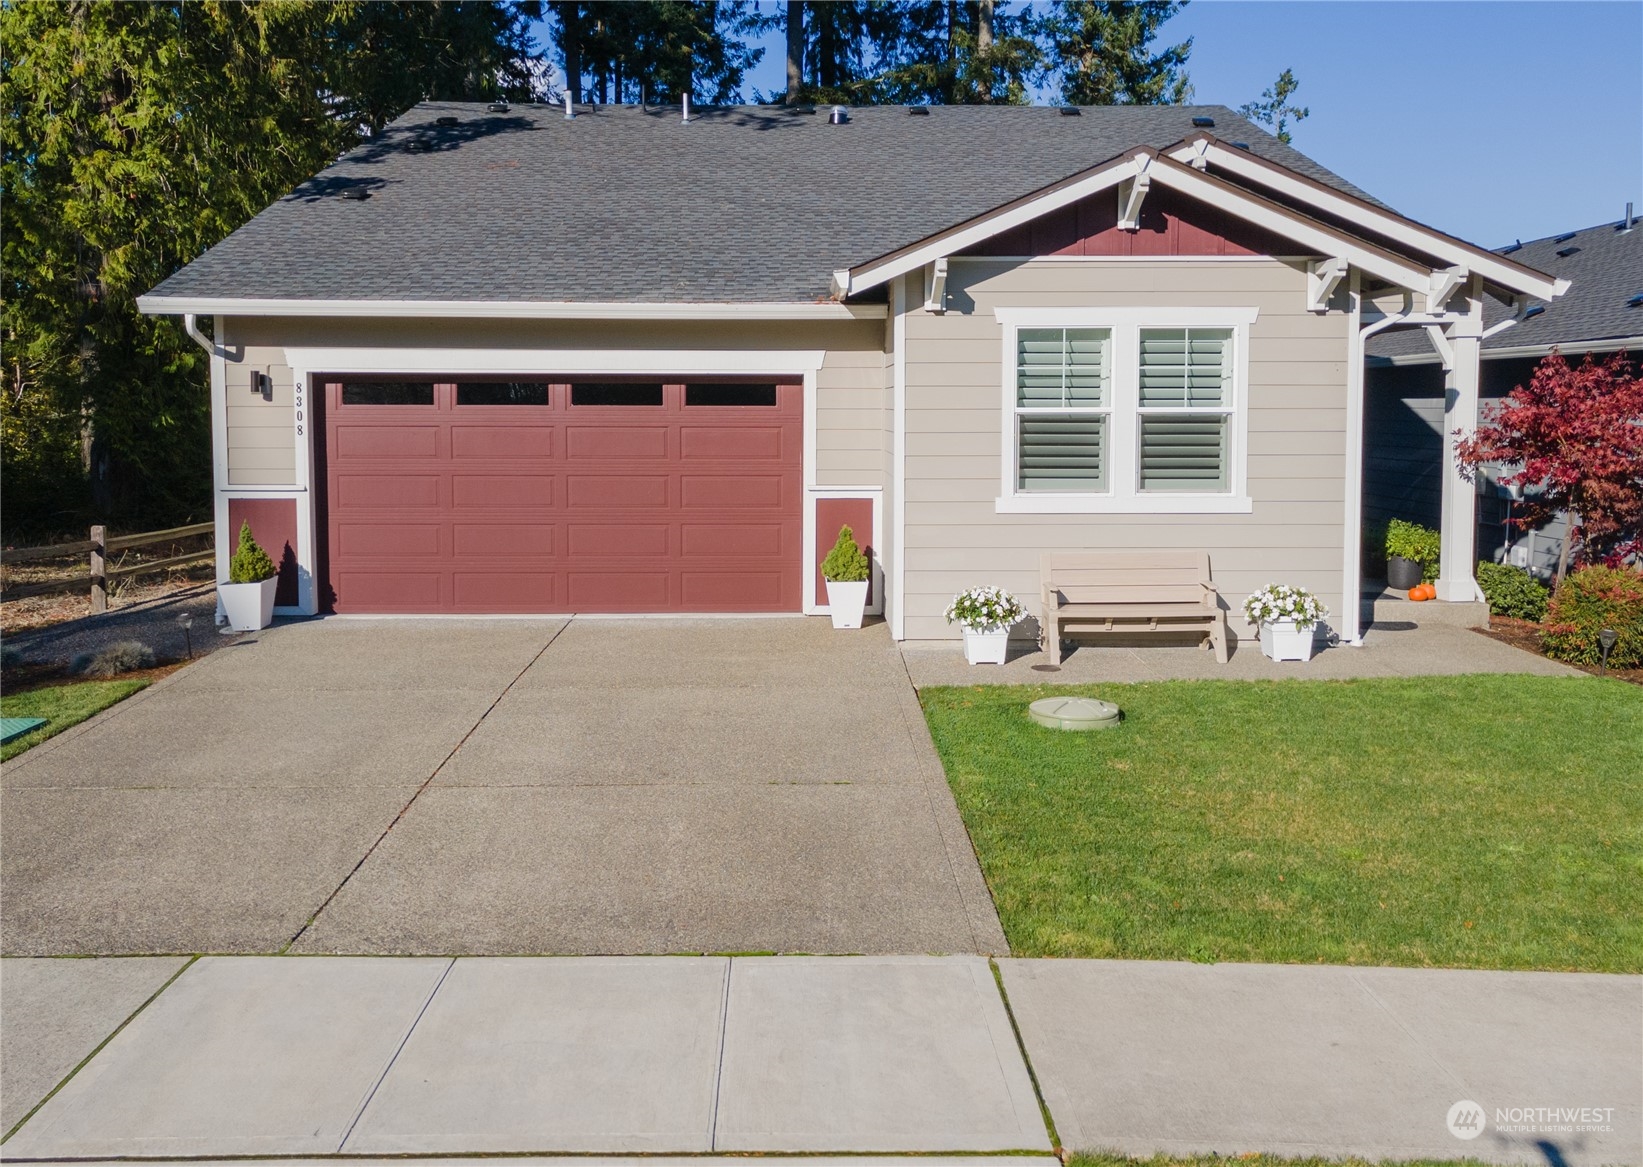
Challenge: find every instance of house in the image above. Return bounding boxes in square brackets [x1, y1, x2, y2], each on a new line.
[1366, 214, 1642, 579]
[136, 101, 1568, 643]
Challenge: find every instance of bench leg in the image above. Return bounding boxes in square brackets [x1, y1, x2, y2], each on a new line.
[1210, 612, 1230, 664]
[1046, 616, 1062, 666]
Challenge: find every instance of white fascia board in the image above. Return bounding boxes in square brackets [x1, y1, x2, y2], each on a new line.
[137, 296, 886, 322]
[1373, 335, 1643, 367]
[282, 348, 827, 376]
[1166, 141, 1572, 302]
[840, 155, 1140, 296]
[1148, 159, 1435, 292]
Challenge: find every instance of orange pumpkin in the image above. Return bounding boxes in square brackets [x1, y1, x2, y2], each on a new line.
[1408, 586, 1424, 601]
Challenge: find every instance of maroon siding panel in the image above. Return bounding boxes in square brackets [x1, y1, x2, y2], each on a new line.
[321, 380, 803, 614]
[969, 186, 1295, 258]
[227, 497, 300, 607]
[815, 497, 874, 606]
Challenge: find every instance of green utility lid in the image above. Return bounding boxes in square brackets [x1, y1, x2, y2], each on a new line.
[1, 717, 48, 744]
[1028, 696, 1120, 731]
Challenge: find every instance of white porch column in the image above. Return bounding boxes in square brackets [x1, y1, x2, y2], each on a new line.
[1436, 287, 1483, 602]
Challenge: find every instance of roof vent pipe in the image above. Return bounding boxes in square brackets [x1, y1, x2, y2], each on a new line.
[829, 104, 849, 125]
[682, 93, 691, 123]
[1624, 202, 1636, 233]
[563, 91, 575, 120]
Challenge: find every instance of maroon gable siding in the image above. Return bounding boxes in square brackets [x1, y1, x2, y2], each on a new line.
[967, 185, 1297, 259]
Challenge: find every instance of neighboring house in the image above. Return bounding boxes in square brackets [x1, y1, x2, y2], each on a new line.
[137, 101, 1567, 643]
[1366, 214, 1642, 579]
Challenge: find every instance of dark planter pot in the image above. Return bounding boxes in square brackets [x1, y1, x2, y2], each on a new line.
[1387, 556, 1423, 590]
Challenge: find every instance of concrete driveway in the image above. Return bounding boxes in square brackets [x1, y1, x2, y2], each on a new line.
[1, 618, 1004, 957]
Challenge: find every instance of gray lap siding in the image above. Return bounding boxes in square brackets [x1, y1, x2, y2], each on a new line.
[901, 258, 1350, 641]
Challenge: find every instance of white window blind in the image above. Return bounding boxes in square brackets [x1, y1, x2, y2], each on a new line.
[1015, 328, 1110, 492]
[1137, 328, 1232, 492]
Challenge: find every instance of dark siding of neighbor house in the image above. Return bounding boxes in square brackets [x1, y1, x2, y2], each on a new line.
[1365, 357, 1567, 579]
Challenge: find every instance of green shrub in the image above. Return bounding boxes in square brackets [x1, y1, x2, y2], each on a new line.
[1385, 519, 1441, 581]
[1540, 566, 1643, 668]
[228, 521, 277, 584]
[1476, 560, 1550, 622]
[71, 640, 156, 678]
[821, 524, 870, 583]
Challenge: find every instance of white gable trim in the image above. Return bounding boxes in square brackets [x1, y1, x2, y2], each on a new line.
[139, 296, 887, 322]
[1166, 139, 1571, 302]
[840, 150, 1440, 299]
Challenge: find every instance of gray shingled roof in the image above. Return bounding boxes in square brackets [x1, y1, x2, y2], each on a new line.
[1369, 217, 1643, 361]
[145, 101, 1388, 305]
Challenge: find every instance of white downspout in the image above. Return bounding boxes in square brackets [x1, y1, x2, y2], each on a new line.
[183, 312, 216, 356]
[1345, 290, 1413, 645]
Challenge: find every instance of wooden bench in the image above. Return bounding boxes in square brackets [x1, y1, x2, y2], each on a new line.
[1040, 551, 1230, 665]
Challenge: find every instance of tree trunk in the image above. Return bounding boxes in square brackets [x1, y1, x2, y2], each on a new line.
[977, 0, 994, 52]
[560, 2, 581, 103]
[785, 1, 803, 101]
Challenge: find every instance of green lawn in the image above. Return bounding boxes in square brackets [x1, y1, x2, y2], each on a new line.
[1, 680, 148, 762]
[923, 674, 1642, 972]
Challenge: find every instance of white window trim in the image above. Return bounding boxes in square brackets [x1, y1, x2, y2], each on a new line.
[994, 307, 1257, 515]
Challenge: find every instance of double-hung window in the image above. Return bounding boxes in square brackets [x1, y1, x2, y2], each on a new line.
[996, 308, 1255, 514]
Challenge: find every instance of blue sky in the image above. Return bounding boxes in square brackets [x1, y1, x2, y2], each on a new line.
[532, 2, 1642, 248]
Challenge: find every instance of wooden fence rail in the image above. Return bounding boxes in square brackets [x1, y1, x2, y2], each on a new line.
[1, 521, 213, 608]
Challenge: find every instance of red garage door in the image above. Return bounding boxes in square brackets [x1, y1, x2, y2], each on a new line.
[319, 378, 803, 613]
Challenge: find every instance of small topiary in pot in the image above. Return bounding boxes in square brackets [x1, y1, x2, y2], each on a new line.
[229, 521, 277, 584]
[821, 525, 871, 629]
[1385, 519, 1441, 587]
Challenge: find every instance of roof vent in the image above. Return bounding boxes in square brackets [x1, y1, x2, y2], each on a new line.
[1621, 202, 1635, 233]
[338, 186, 371, 201]
[828, 104, 850, 124]
[788, 103, 816, 115]
[1556, 246, 1581, 258]
[907, 106, 930, 116]
[1628, 292, 1643, 307]
[1059, 106, 1081, 116]
[1499, 240, 1522, 254]
[405, 137, 432, 153]
[1522, 304, 1547, 319]
[488, 102, 509, 113]
[1191, 115, 1214, 127]
[1553, 231, 1577, 243]
[435, 115, 459, 127]
[1230, 141, 1251, 150]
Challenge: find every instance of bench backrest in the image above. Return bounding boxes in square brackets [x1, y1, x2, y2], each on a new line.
[1041, 551, 1211, 605]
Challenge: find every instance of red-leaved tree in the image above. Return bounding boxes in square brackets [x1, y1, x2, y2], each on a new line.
[1456, 350, 1643, 574]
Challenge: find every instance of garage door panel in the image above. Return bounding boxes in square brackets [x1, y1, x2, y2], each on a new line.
[566, 425, 669, 460]
[681, 571, 786, 609]
[336, 474, 441, 509]
[453, 572, 557, 611]
[324, 378, 800, 614]
[568, 523, 670, 557]
[452, 523, 557, 557]
[452, 474, 556, 509]
[679, 425, 784, 460]
[451, 425, 552, 460]
[681, 474, 785, 510]
[337, 522, 444, 558]
[334, 571, 445, 611]
[566, 474, 671, 509]
[681, 523, 785, 559]
[334, 425, 441, 459]
[567, 571, 671, 610]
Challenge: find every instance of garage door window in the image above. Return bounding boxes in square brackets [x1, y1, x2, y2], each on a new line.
[341, 381, 435, 406]
[571, 382, 664, 406]
[455, 382, 551, 406]
[686, 383, 778, 407]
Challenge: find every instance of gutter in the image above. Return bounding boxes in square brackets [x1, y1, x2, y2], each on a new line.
[142, 297, 888, 322]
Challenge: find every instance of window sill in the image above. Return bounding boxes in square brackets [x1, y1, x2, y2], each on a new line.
[995, 493, 1254, 515]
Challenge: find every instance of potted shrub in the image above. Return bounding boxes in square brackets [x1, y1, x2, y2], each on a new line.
[1243, 583, 1329, 662]
[821, 524, 870, 629]
[944, 585, 1026, 665]
[1384, 519, 1440, 590]
[219, 521, 278, 631]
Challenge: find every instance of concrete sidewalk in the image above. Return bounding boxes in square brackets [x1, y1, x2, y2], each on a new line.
[4, 955, 1637, 1164]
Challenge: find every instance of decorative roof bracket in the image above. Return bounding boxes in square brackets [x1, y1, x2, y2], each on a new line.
[1305, 257, 1348, 313]
[1425, 265, 1468, 313]
[1117, 156, 1153, 231]
[923, 256, 949, 315]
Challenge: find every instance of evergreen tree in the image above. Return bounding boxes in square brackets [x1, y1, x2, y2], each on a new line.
[547, 1, 772, 105]
[1239, 67, 1308, 144]
[0, 0, 543, 540]
[875, 1, 1040, 104]
[1040, 0, 1193, 106]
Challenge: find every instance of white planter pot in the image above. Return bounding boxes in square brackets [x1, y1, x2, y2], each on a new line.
[825, 579, 869, 629]
[962, 624, 1012, 665]
[1260, 618, 1318, 662]
[219, 577, 277, 632]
